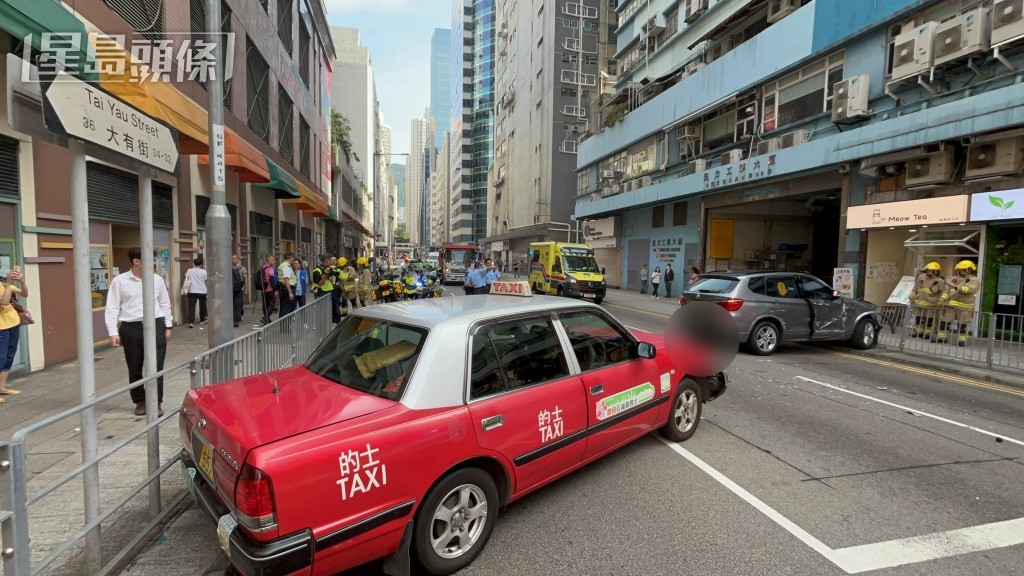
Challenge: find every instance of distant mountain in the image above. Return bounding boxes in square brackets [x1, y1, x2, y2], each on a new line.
[389, 164, 407, 209]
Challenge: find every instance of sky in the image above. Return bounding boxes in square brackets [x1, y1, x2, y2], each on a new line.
[324, 0, 451, 159]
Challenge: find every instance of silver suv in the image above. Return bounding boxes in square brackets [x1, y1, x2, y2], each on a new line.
[680, 271, 886, 355]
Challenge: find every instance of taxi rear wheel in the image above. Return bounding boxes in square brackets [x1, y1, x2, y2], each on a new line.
[660, 379, 702, 442]
[414, 468, 499, 575]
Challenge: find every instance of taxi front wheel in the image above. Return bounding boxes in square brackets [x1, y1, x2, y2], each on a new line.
[414, 468, 499, 576]
[660, 379, 703, 442]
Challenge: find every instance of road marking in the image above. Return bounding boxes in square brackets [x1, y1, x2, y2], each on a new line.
[827, 350, 1024, 398]
[603, 301, 671, 319]
[830, 518, 1024, 573]
[659, 437, 1024, 573]
[795, 376, 1024, 447]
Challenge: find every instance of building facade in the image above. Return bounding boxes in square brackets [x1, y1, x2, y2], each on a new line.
[407, 116, 428, 245]
[1, 0, 335, 371]
[483, 0, 610, 267]
[431, 28, 453, 150]
[576, 0, 1024, 312]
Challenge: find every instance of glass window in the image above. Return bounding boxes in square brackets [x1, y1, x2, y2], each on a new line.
[798, 276, 834, 299]
[474, 318, 570, 392]
[688, 277, 738, 294]
[470, 331, 506, 399]
[305, 317, 428, 400]
[746, 276, 766, 295]
[558, 311, 638, 372]
[765, 276, 799, 299]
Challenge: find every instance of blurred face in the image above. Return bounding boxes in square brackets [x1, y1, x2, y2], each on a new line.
[292, 261, 300, 270]
[232, 255, 239, 266]
[486, 259, 493, 268]
[926, 269, 936, 277]
[958, 268, 969, 276]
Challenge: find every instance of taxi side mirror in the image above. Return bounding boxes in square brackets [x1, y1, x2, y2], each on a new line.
[832, 290, 842, 299]
[638, 342, 656, 359]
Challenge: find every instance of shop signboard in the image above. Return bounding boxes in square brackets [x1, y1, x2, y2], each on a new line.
[42, 71, 179, 174]
[847, 196, 968, 229]
[832, 268, 854, 298]
[970, 189, 1024, 222]
[886, 276, 916, 305]
[582, 217, 615, 241]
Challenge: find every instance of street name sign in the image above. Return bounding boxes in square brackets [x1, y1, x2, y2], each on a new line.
[42, 70, 179, 174]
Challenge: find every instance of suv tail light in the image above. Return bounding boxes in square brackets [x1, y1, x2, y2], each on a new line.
[678, 296, 687, 306]
[235, 464, 279, 539]
[715, 298, 744, 312]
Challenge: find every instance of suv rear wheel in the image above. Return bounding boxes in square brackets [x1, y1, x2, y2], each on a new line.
[748, 321, 780, 355]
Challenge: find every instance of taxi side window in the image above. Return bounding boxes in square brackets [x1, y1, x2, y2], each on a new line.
[765, 276, 799, 299]
[557, 311, 638, 372]
[469, 318, 570, 400]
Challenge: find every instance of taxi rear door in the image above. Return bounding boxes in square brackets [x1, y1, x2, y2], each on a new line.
[555, 310, 665, 460]
[467, 316, 588, 493]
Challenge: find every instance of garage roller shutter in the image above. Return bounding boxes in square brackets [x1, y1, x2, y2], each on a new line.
[594, 248, 621, 289]
[87, 163, 173, 228]
[196, 197, 238, 231]
[0, 136, 19, 198]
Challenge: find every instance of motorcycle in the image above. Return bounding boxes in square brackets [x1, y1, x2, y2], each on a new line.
[371, 273, 400, 304]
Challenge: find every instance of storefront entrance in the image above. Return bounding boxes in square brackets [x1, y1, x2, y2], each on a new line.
[862, 226, 982, 306]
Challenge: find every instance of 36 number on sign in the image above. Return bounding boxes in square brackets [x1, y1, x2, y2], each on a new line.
[82, 117, 95, 131]
[212, 124, 226, 186]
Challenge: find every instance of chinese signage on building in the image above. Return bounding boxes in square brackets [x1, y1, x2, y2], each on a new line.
[703, 155, 776, 190]
[847, 196, 968, 229]
[970, 188, 1024, 222]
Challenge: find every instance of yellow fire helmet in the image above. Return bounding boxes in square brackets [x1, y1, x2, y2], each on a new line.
[337, 257, 348, 267]
[357, 257, 369, 267]
[925, 262, 941, 271]
[955, 260, 977, 272]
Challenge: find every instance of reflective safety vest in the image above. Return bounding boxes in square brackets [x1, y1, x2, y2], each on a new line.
[339, 269, 356, 292]
[909, 273, 944, 308]
[314, 267, 333, 292]
[941, 274, 979, 311]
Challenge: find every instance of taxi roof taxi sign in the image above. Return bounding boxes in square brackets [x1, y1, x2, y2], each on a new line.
[489, 281, 532, 296]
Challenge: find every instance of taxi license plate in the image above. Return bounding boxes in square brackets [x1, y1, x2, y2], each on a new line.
[192, 429, 214, 482]
[217, 514, 238, 557]
[583, 293, 597, 299]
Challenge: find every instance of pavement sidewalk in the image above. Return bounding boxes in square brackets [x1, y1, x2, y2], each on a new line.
[598, 287, 1024, 390]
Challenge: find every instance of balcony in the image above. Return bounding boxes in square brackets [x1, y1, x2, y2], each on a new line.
[560, 70, 597, 86]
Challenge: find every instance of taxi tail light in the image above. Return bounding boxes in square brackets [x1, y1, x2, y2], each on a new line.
[235, 464, 279, 540]
[716, 298, 744, 312]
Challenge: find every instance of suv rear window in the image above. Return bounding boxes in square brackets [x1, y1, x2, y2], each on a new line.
[687, 277, 739, 294]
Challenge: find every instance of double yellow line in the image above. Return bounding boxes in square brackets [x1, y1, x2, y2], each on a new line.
[827, 350, 1024, 398]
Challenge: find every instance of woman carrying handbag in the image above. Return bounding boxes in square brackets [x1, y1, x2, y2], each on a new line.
[0, 267, 28, 402]
[650, 266, 662, 299]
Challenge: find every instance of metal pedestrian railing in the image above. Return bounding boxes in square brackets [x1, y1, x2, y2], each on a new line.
[876, 304, 1024, 371]
[0, 295, 334, 576]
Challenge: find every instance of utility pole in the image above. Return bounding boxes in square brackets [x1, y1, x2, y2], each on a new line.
[206, 0, 233, 379]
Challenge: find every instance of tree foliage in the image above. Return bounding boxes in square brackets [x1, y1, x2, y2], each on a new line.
[331, 110, 359, 164]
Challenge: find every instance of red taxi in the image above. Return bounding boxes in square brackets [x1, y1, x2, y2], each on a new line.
[180, 281, 728, 575]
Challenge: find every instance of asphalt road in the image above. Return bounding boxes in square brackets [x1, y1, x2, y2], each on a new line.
[122, 301, 1024, 576]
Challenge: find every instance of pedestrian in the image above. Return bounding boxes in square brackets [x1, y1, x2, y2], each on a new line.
[231, 254, 247, 328]
[513, 260, 521, 279]
[0, 267, 27, 403]
[184, 257, 208, 328]
[277, 252, 297, 318]
[664, 264, 675, 298]
[937, 260, 979, 346]
[484, 258, 501, 293]
[336, 257, 358, 315]
[356, 257, 373, 307]
[689, 266, 700, 286]
[292, 259, 308, 308]
[640, 264, 648, 294]
[650, 266, 662, 299]
[908, 262, 944, 339]
[465, 261, 486, 295]
[258, 254, 278, 325]
[105, 248, 172, 417]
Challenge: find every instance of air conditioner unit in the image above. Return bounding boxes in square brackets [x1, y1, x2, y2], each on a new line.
[832, 74, 871, 124]
[684, 0, 709, 23]
[689, 159, 708, 174]
[600, 169, 617, 179]
[721, 150, 743, 165]
[993, 0, 1024, 47]
[642, 175, 653, 187]
[767, 0, 800, 24]
[964, 137, 1024, 180]
[905, 150, 955, 187]
[781, 130, 811, 148]
[611, 183, 622, 193]
[934, 8, 991, 66]
[891, 22, 938, 82]
[643, 14, 667, 35]
[757, 138, 782, 155]
[679, 125, 701, 138]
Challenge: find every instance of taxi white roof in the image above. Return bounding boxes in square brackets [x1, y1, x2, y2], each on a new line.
[351, 295, 595, 329]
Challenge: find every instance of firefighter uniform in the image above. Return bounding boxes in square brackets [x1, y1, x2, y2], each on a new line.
[356, 257, 373, 307]
[908, 263, 944, 338]
[336, 258, 358, 315]
[937, 260, 980, 346]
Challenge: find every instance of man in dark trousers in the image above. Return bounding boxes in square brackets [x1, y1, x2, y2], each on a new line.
[664, 264, 676, 298]
[105, 247, 173, 417]
[259, 254, 278, 324]
[231, 254, 247, 328]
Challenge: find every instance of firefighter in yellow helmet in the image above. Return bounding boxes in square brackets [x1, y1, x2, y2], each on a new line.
[908, 262, 945, 339]
[937, 260, 979, 346]
[335, 257, 358, 315]
[356, 257, 373, 307]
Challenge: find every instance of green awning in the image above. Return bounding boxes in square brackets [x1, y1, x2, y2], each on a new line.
[253, 155, 300, 199]
[0, 0, 97, 81]
[327, 202, 339, 222]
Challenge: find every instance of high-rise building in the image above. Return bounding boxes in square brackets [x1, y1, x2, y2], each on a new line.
[407, 117, 429, 245]
[377, 117, 394, 249]
[450, 0, 496, 242]
[431, 28, 453, 150]
[484, 0, 609, 264]
[431, 132, 452, 247]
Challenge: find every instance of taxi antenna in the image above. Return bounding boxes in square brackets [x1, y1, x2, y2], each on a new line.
[273, 377, 280, 394]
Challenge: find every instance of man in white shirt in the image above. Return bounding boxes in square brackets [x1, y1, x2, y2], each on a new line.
[105, 247, 173, 417]
[277, 252, 296, 318]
